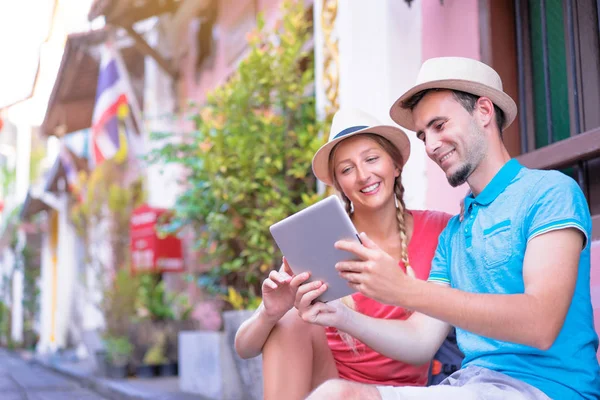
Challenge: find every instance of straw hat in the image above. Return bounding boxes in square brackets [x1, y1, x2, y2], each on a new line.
[312, 108, 410, 186]
[389, 57, 517, 131]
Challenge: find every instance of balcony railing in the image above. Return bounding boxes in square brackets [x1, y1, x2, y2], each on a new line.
[517, 126, 600, 240]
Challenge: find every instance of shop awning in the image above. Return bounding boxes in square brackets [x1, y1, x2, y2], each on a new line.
[40, 29, 144, 137]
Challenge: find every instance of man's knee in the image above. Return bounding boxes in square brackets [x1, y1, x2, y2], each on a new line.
[307, 379, 381, 400]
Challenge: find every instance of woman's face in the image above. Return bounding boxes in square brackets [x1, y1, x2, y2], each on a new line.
[332, 135, 400, 213]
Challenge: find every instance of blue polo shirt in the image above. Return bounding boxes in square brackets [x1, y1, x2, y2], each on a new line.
[429, 159, 600, 399]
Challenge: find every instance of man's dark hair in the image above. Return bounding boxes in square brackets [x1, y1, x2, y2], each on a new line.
[400, 89, 506, 136]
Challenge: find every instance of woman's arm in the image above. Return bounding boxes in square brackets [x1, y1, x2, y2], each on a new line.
[234, 260, 310, 359]
[234, 302, 283, 359]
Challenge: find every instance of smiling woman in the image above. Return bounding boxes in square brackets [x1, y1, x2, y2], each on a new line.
[234, 108, 457, 400]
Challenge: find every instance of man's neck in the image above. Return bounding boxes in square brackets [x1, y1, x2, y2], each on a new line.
[468, 145, 512, 197]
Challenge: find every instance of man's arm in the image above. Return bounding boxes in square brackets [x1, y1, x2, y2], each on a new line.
[399, 228, 582, 349]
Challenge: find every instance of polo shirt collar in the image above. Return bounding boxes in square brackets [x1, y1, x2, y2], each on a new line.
[464, 159, 523, 209]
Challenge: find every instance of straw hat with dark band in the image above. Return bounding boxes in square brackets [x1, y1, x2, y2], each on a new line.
[312, 109, 410, 186]
[389, 57, 517, 132]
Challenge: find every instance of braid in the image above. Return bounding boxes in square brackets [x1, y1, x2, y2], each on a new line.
[339, 192, 356, 313]
[338, 192, 359, 354]
[341, 194, 352, 215]
[394, 176, 411, 271]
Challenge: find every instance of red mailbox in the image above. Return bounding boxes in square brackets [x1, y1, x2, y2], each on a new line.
[130, 204, 184, 273]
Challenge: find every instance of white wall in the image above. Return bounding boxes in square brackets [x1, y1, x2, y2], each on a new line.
[38, 218, 53, 353]
[36, 190, 78, 353]
[143, 20, 182, 209]
[336, 0, 426, 209]
[10, 230, 26, 343]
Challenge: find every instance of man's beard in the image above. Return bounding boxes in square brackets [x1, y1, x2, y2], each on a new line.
[447, 162, 473, 187]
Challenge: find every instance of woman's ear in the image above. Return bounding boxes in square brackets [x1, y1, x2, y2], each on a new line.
[395, 167, 401, 178]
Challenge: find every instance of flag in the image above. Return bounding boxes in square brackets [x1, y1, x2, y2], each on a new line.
[90, 45, 131, 167]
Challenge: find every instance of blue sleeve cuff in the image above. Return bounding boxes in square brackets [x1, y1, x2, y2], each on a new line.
[427, 275, 451, 285]
[528, 217, 588, 248]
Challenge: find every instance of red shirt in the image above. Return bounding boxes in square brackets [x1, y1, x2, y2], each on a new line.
[325, 210, 451, 386]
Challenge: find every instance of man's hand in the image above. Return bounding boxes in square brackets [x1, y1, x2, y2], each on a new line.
[334, 232, 410, 306]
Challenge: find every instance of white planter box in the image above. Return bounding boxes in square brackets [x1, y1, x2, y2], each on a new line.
[178, 331, 245, 399]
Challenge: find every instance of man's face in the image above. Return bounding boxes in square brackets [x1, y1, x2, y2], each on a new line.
[413, 91, 487, 187]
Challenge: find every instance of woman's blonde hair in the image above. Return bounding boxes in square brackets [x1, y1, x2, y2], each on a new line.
[327, 133, 410, 352]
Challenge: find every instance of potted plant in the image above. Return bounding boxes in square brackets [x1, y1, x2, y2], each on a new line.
[104, 336, 133, 379]
[140, 332, 168, 378]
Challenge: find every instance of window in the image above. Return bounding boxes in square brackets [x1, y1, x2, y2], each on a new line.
[481, 0, 600, 239]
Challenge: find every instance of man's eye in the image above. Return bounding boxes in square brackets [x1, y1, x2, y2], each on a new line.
[435, 122, 445, 130]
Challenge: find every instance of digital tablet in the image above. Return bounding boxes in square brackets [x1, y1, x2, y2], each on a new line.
[269, 195, 361, 302]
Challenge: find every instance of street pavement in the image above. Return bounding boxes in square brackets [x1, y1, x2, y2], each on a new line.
[0, 349, 109, 400]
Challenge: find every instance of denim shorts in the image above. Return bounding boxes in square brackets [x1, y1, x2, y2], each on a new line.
[377, 366, 550, 400]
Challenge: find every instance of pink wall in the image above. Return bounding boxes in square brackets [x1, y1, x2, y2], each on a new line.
[591, 241, 600, 361]
[421, 0, 481, 214]
[178, 0, 283, 106]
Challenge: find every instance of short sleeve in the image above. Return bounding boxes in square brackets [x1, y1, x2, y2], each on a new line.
[427, 219, 456, 286]
[526, 172, 591, 248]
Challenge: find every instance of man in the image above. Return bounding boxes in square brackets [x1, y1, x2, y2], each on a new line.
[304, 57, 600, 399]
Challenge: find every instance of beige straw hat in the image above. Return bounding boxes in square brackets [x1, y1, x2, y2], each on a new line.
[389, 57, 517, 131]
[312, 108, 410, 186]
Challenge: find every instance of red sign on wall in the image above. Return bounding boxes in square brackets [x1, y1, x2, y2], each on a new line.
[130, 204, 184, 273]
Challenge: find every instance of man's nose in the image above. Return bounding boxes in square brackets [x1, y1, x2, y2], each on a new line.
[425, 134, 442, 157]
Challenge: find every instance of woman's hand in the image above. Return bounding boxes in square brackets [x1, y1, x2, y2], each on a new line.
[334, 232, 410, 306]
[293, 281, 349, 329]
[261, 257, 309, 322]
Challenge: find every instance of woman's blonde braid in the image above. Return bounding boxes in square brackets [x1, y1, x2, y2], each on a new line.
[394, 176, 414, 278]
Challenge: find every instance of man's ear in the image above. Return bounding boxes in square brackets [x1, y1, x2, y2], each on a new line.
[476, 97, 495, 128]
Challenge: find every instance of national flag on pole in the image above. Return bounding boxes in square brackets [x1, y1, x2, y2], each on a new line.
[90, 45, 131, 168]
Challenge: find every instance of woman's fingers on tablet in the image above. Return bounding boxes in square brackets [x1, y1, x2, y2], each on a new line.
[299, 284, 328, 310]
[296, 280, 322, 299]
[294, 281, 324, 308]
[269, 270, 291, 284]
[263, 278, 278, 290]
[290, 272, 310, 289]
[282, 257, 293, 275]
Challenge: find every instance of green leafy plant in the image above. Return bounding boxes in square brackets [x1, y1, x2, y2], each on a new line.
[104, 335, 133, 366]
[136, 274, 177, 321]
[143, 332, 168, 365]
[147, 0, 324, 309]
[103, 269, 141, 337]
[70, 158, 145, 272]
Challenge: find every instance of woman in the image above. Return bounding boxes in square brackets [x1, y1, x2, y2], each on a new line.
[235, 108, 451, 399]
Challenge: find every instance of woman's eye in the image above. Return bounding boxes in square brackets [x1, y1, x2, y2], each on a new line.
[366, 156, 379, 163]
[341, 167, 351, 174]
